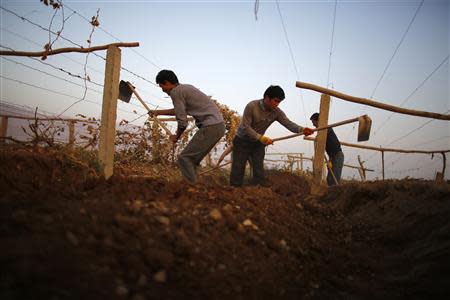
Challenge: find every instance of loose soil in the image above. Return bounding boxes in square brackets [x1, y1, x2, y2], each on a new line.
[1, 145, 449, 300]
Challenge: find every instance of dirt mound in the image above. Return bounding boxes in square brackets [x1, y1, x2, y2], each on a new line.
[0, 146, 99, 197]
[319, 181, 450, 299]
[1, 146, 450, 300]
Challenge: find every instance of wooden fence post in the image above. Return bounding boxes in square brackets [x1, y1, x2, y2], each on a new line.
[287, 155, 293, 172]
[98, 46, 121, 179]
[312, 94, 330, 194]
[357, 155, 366, 181]
[0, 116, 8, 142]
[68, 120, 75, 149]
[300, 153, 303, 171]
[436, 152, 446, 182]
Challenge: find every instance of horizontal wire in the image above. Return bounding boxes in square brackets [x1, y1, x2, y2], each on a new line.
[1, 6, 163, 91]
[0, 74, 137, 116]
[2, 56, 104, 94]
[0, 43, 104, 87]
[1, 26, 104, 75]
[63, 3, 162, 70]
[371, 54, 449, 137]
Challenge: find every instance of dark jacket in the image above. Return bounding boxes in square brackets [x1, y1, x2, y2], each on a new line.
[326, 128, 342, 157]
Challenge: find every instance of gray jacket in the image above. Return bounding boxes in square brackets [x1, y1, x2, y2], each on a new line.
[236, 99, 304, 141]
[170, 84, 223, 129]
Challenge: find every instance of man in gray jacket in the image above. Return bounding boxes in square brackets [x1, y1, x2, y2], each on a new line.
[150, 70, 225, 183]
[230, 85, 314, 187]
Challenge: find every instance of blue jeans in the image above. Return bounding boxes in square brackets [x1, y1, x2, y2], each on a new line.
[327, 151, 344, 186]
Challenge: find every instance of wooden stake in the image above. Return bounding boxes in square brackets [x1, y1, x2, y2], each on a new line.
[381, 150, 385, 180]
[68, 120, 75, 149]
[357, 168, 365, 181]
[0, 116, 8, 142]
[312, 94, 330, 194]
[300, 153, 303, 171]
[357, 155, 366, 181]
[98, 46, 121, 179]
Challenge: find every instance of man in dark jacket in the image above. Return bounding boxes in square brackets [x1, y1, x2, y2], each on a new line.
[310, 113, 344, 186]
[230, 85, 314, 187]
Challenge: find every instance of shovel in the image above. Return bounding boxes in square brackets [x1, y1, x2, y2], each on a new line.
[272, 115, 372, 143]
[118, 80, 172, 136]
[324, 156, 339, 185]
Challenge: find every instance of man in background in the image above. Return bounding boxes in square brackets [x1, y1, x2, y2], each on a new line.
[310, 112, 344, 186]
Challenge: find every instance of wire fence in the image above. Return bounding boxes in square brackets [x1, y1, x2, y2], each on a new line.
[1, 1, 448, 181]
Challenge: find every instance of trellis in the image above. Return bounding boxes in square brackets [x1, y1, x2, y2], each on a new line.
[0, 114, 96, 148]
[264, 153, 374, 180]
[1, 42, 139, 178]
[294, 81, 450, 193]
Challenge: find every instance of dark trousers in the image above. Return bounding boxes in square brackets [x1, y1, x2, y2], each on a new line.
[230, 136, 266, 187]
[178, 122, 225, 183]
[327, 151, 344, 186]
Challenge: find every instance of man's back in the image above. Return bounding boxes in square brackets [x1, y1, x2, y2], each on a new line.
[170, 84, 223, 128]
[326, 127, 342, 156]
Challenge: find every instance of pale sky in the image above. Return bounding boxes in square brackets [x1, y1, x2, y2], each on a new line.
[1, 0, 449, 180]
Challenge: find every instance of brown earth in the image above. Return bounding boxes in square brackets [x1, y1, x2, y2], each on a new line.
[1, 145, 449, 300]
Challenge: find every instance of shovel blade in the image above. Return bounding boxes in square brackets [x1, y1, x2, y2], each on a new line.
[118, 80, 133, 103]
[357, 115, 372, 142]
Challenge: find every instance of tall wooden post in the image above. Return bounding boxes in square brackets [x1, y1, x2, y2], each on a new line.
[381, 150, 385, 180]
[0, 116, 8, 142]
[357, 155, 366, 181]
[288, 156, 293, 172]
[436, 152, 446, 182]
[312, 94, 330, 194]
[357, 168, 365, 181]
[68, 121, 75, 149]
[300, 153, 303, 171]
[98, 46, 121, 179]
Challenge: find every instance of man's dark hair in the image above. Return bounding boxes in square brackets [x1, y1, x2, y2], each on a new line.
[310, 113, 320, 121]
[264, 85, 285, 100]
[155, 70, 179, 84]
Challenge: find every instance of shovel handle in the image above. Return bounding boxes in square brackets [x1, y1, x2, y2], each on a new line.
[272, 116, 362, 142]
[126, 82, 151, 111]
[199, 161, 232, 175]
[324, 156, 339, 185]
[125, 82, 173, 136]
